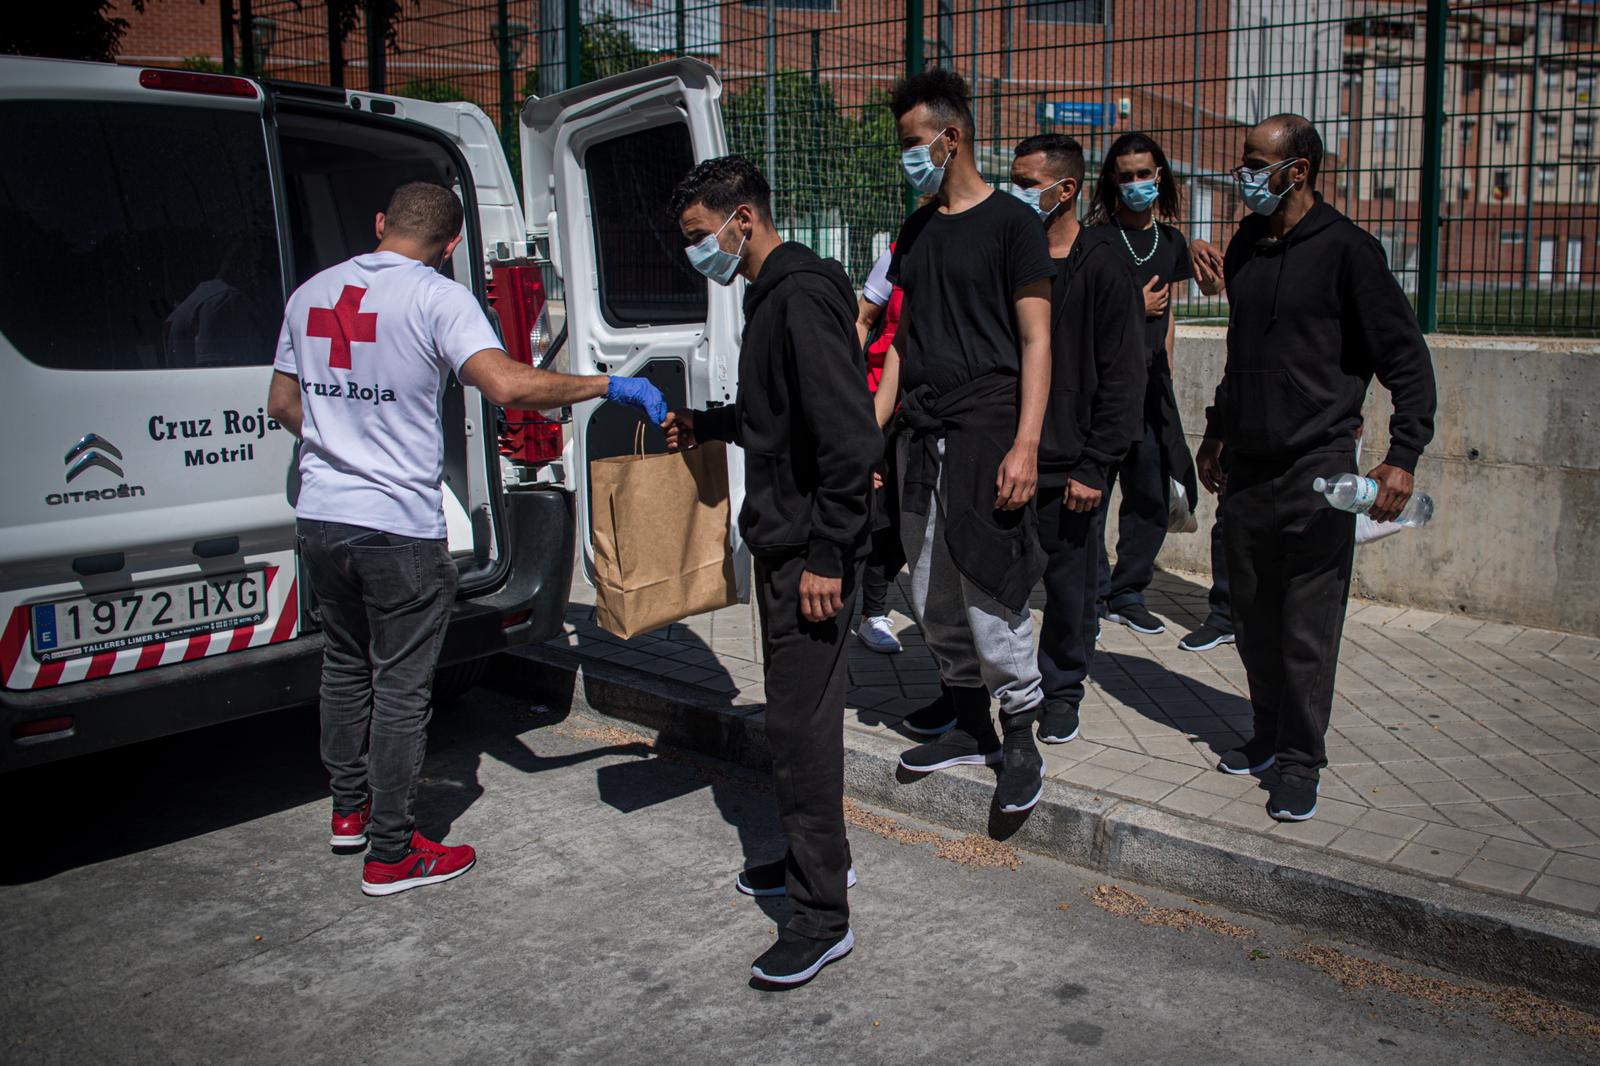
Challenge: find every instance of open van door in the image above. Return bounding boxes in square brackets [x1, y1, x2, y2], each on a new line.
[520, 59, 748, 590]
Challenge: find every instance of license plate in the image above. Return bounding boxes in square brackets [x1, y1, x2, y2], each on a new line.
[29, 571, 268, 662]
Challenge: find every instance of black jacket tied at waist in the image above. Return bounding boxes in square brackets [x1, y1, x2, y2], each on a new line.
[897, 372, 1045, 613]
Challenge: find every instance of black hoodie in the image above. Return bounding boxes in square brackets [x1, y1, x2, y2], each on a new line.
[693, 242, 879, 578]
[1039, 225, 1147, 491]
[1203, 196, 1437, 472]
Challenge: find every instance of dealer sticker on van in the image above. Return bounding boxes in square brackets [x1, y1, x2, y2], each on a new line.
[30, 571, 268, 662]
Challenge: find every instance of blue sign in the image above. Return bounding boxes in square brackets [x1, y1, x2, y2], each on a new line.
[1037, 100, 1114, 128]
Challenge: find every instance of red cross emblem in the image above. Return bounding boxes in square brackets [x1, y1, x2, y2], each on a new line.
[306, 285, 378, 371]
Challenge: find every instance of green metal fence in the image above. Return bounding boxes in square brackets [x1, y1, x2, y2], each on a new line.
[220, 0, 1598, 336]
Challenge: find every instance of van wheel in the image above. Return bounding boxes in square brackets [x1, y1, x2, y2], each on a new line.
[433, 659, 490, 705]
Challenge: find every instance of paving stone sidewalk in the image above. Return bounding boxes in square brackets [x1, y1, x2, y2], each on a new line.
[549, 566, 1600, 919]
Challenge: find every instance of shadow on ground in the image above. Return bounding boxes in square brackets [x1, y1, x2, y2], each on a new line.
[0, 687, 646, 886]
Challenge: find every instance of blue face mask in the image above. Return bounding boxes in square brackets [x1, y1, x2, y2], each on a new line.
[684, 212, 745, 286]
[1118, 177, 1160, 213]
[901, 129, 954, 195]
[1008, 176, 1068, 220]
[1235, 159, 1299, 216]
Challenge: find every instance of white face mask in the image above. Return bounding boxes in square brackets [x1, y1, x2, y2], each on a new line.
[1235, 158, 1300, 216]
[684, 211, 745, 286]
[1009, 176, 1068, 220]
[902, 129, 954, 195]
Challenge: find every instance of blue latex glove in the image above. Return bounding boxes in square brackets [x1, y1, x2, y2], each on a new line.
[606, 375, 667, 425]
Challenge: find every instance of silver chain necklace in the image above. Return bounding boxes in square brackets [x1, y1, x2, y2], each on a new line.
[1117, 220, 1160, 266]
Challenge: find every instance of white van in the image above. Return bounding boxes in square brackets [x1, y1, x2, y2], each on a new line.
[0, 56, 746, 770]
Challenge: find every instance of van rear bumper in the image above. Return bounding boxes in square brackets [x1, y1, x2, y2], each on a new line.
[0, 487, 575, 773]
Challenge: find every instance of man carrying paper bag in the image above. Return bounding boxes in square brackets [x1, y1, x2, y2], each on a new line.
[663, 157, 879, 989]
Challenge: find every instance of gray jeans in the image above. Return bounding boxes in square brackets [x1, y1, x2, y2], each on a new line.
[298, 519, 457, 858]
[899, 439, 1044, 723]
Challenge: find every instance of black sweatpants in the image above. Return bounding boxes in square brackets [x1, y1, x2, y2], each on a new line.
[1223, 447, 1357, 780]
[755, 551, 858, 941]
[858, 529, 899, 618]
[1098, 403, 1169, 613]
[1036, 483, 1105, 711]
[1204, 506, 1233, 634]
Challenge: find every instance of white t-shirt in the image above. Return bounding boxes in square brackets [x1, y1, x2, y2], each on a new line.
[862, 247, 895, 307]
[273, 251, 502, 539]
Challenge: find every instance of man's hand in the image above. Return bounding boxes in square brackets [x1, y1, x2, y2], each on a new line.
[662, 410, 696, 452]
[1364, 463, 1413, 523]
[1064, 479, 1103, 513]
[606, 375, 668, 425]
[1142, 276, 1170, 318]
[1197, 438, 1227, 495]
[1191, 239, 1225, 296]
[872, 471, 885, 490]
[799, 570, 844, 623]
[995, 443, 1038, 511]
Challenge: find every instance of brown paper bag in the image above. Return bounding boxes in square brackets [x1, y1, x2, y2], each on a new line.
[590, 433, 739, 640]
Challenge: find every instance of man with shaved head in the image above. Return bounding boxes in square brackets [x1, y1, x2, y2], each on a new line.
[269, 181, 666, 895]
[1193, 115, 1437, 821]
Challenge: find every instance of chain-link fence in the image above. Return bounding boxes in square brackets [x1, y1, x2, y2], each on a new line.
[217, 0, 1597, 336]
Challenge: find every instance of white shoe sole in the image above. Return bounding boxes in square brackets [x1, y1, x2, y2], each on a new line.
[901, 717, 957, 737]
[752, 928, 855, 985]
[1268, 782, 1320, 822]
[329, 833, 368, 848]
[857, 632, 903, 655]
[361, 858, 476, 897]
[737, 866, 858, 898]
[1037, 722, 1079, 744]
[1179, 633, 1235, 653]
[1108, 611, 1165, 635]
[998, 763, 1047, 813]
[899, 749, 1004, 773]
[1218, 753, 1276, 776]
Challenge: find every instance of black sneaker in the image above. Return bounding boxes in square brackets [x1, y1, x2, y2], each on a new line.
[751, 928, 854, 987]
[899, 729, 1003, 773]
[1267, 774, 1320, 821]
[1037, 702, 1080, 744]
[900, 688, 957, 736]
[736, 858, 857, 897]
[996, 745, 1046, 813]
[1179, 624, 1235, 653]
[1107, 603, 1165, 635]
[1217, 738, 1277, 776]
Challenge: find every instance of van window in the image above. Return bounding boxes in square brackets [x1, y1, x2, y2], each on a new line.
[585, 122, 708, 328]
[276, 111, 467, 287]
[0, 102, 282, 372]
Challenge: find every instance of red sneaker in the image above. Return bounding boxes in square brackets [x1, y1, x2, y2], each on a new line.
[361, 832, 477, 897]
[330, 802, 371, 849]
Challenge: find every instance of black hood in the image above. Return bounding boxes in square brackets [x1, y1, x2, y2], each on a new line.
[745, 241, 856, 317]
[1204, 193, 1436, 470]
[1235, 195, 1346, 328]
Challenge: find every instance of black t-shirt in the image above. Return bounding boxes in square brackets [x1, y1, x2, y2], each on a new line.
[1101, 220, 1193, 356]
[888, 191, 1055, 395]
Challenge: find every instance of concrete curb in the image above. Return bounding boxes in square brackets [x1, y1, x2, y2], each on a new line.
[490, 643, 1600, 1012]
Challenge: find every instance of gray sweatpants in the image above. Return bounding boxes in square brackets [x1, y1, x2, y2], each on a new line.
[899, 439, 1044, 722]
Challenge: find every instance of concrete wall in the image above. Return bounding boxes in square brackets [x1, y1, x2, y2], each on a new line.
[1153, 327, 1600, 637]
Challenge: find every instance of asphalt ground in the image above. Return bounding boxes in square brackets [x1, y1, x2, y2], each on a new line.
[4, 688, 1597, 1064]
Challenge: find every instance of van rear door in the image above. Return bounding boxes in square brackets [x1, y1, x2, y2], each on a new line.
[519, 59, 749, 587]
[0, 59, 300, 692]
[266, 88, 519, 587]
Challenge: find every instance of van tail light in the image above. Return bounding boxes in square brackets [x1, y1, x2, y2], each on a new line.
[14, 716, 74, 741]
[139, 69, 259, 99]
[489, 264, 563, 465]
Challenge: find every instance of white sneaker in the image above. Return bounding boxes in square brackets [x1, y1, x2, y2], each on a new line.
[857, 615, 902, 654]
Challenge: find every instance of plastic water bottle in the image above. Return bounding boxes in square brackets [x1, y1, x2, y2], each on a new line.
[1311, 474, 1433, 528]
